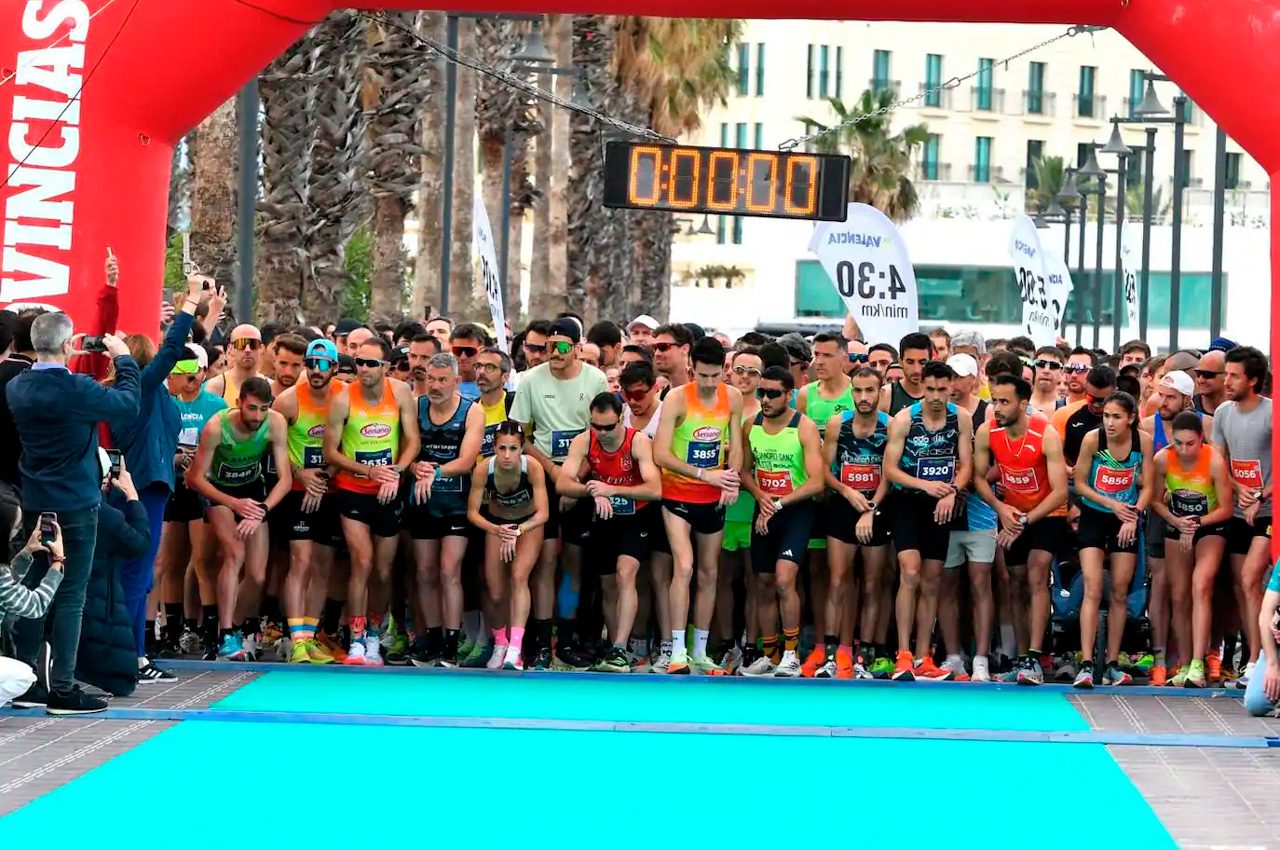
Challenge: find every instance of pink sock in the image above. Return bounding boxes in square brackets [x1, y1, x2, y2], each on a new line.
[492, 627, 508, 647]
[509, 626, 525, 652]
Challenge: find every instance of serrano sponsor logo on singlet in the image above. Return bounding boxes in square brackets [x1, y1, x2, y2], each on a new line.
[307, 423, 326, 437]
[361, 423, 392, 439]
[1230, 458, 1263, 489]
[692, 426, 720, 441]
[1094, 466, 1135, 494]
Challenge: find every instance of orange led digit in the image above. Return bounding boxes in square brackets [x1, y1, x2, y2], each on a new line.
[744, 152, 778, 214]
[706, 150, 739, 210]
[627, 145, 662, 206]
[668, 148, 701, 208]
[783, 155, 818, 215]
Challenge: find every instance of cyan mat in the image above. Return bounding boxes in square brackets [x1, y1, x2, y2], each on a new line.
[0, 720, 1174, 849]
[213, 671, 1091, 731]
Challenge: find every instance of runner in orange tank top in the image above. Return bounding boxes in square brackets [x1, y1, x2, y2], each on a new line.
[973, 375, 1069, 685]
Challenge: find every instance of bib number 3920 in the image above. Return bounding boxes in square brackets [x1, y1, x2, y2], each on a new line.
[916, 457, 955, 483]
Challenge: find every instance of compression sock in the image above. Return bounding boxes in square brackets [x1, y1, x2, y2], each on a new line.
[692, 628, 710, 659]
[491, 627, 508, 648]
[509, 626, 525, 654]
[444, 628, 462, 658]
[763, 635, 779, 663]
[671, 629, 687, 657]
[427, 626, 445, 656]
[163, 603, 183, 645]
[347, 615, 366, 641]
[783, 627, 800, 654]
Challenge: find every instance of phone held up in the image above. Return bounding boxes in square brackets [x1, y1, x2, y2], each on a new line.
[39, 512, 57, 545]
[106, 449, 123, 480]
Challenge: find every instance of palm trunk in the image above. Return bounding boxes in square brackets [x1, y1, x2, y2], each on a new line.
[370, 194, 406, 320]
[413, 12, 446, 321]
[449, 18, 478, 320]
[188, 97, 239, 290]
[529, 94, 552, 319]
[546, 14, 572, 321]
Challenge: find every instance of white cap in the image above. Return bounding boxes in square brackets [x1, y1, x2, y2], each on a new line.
[97, 447, 111, 480]
[946, 353, 979, 378]
[629, 314, 659, 331]
[185, 342, 208, 370]
[1159, 370, 1195, 397]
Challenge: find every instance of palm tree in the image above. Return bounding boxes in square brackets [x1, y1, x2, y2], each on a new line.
[1126, 183, 1171, 223]
[1026, 155, 1066, 212]
[188, 98, 239, 292]
[450, 18, 480, 320]
[413, 11, 447, 320]
[796, 89, 929, 222]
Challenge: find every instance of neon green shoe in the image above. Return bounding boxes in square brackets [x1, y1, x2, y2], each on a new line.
[456, 637, 477, 661]
[1185, 659, 1207, 688]
[1131, 652, 1155, 674]
[1169, 664, 1190, 687]
[461, 641, 492, 668]
[868, 656, 894, 679]
[289, 639, 312, 664]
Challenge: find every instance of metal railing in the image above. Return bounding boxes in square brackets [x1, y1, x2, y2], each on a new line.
[970, 86, 1005, 113]
[920, 162, 953, 181]
[967, 164, 1003, 182]
[870, 78, 901, 97]
[1021, 89, 1056, 117]
[918, 82, 953, 109]
[1073, 93, 1107, 119]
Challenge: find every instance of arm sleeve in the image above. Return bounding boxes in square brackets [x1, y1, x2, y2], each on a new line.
[0, 562, 63, 619]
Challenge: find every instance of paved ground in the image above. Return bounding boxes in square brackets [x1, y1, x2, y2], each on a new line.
[1, 671, 1277, 848]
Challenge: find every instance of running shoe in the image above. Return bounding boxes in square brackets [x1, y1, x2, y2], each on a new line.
[179, 627, 203, 656]
[595, 647, 631, 673]
[289, 640, 312, 664]
[305, 639, 335, 664]
[1131, 652, 1155, 675]
[650, 642, 672, 674]
[868, 655, 895, 680]
[456, 638, 477, 664]
[941, 655, 970, 682]
[383, 632, 410, 665]
[774, 650, 802, 678]
[1102, 662, 1132, 686]
[740, 655, 776, 677]
[554, 643, 593, 672]
[667, 651, 691, 675]
[1015, 656, 1044, 686]
[363, 634, 384, 667]
[316, 632, 348, 663]
[462, 642, 494, 669]
[835, 648, 855, 680]
[719, 645, 743, 676]
[814, 658, 838, 679]
[1053, 656, 1078, 683]
[486, 644, 509, 670]
[1150, 664, 1168, 686]
[137, 661, 176, 683]
[971, 655, 991, 683]
[1234, 660, 1256, 690]
[1169, 665, 1190, 687]
[1207, 648, 1223, 682]
[799, 645, 826, 678]
[628, 652, 652, 674]
[532, 646, 553, 671]
[261, 622, 284, 649]
[1072, 665, 1094, 689]
[218, 633, 246, 662]
[891, 650, 915, 682]
[852, 662, 873, 680]
[1185, 659, 1207, 688]
[241, 631, 259, 661]
[502, 644, 525, 671]
[691, 653, 727, 676]
[343, 638, 367, 666]
[915, 657, 954, 682]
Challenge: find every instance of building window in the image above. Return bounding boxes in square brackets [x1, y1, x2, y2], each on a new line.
[806, 45, 814, 98]
[1128, 69, 1144, 117]
[716, 215, 727, 245]
[735, 123, 747, 148]
[923, 134, 940, 181]
[731, 217, 743, 245]
[835, 46, 843, 99]
[872, 49, 891, 95]
[1078, 65, 1096, 117]
[1180, 98, 1195, 124]
[1027, 62, 1045, 114]
[974, 136, 992, 182]
[754, 123, 763, 149]
[755, 43, 765, 96]
[819, 45, 830, 98]
[1179, 149, 1192, 188]
[736, 43, 749, 96]
[1076, 142, 1092, 168]
[924, 54, 942, 107]
[976, 58, 994, 111]
[1225, 152, 1241, 189]
[1026, 139, 1044, 189]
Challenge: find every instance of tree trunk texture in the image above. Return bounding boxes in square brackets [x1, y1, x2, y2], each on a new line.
[256, 38, 314, 326]
[305, 10, 367, 325]
[546, 14, 573, 321]
[448, 19, 478, 321]
[529, 92, 552, 319]
[188, 97, 239, 291]
[413, 12, 446, 321]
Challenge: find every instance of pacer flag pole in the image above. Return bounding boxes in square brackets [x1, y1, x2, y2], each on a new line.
[473, 194, 508, 353]
[809, 203, 919, 345]
[1009, 215, 1062, 347]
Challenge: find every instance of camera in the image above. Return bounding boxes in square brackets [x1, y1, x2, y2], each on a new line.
[81, 335, 107, 352]
[39, 512, 57, 545]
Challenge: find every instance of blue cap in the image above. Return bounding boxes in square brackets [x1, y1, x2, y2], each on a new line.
[1208, 336, 1238, 352]
[306, 339, 339, 362]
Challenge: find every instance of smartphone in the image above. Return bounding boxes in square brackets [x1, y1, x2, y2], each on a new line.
[39, 512, 57, 545]
[106, 449, 123, 479]
[81, 335, 107, 352]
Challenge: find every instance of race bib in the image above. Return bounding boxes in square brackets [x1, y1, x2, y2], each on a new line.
[302, 446, 325, 469]
[1000, 466, 1040, 494]
[755, 469, 794, 495]
[1093, 465, 1135, 495]
[1230, 458, 1264, 490]
[355, 449, 393, 476]
[481, 424, 498, 457]
[686, 440, 721, 469]
[263, 453, 276, 475]
[1170, 489, 1209, 517]
[840, 462, 881, 494]
[178, 427, 200, 449]
[217, 462, 257, 484]
[609, 495, 636, 516]
[550, 429, 582, 459]
[433, 474, 464, 493]
[916, 457, 955, 482]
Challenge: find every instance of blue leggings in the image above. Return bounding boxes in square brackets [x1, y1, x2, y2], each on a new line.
[121, 484, 170, 658]
[1244, 652, 1279, 717]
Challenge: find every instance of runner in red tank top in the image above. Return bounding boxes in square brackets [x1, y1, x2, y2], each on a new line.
[559, 392, 662, 673]
[973, 375, 1069, 686]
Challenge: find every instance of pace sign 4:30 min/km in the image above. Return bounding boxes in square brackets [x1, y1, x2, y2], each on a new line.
[602, 142, 851, 222]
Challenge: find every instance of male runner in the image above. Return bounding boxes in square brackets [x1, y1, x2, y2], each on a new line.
[558, 392, 662, 672]
[740, 366, 823, 677]
[654, 336, 743, 675]
[973, 375, 1069, 686]
[928, 328, 952, 362]
[867, 343, 896, 378]
[476, 347, 513, 457]
[407, 353, 485, 666]
[653, 324, 693, 393]
[509, 317, 608, 669]
[1061, 348, 1096, 407]
[1030, 346, 1065, 412]
[1214, 345, 1273, 689]
[1193, 349, 1227, 415]
[621, 362, 663, 437]
[204, 324, 263, 406]
[880, 332, 931, 415]
[270, 335, 307, 396]
[272, 339, 342, 663]
[884, 360, 973, 681]
[324, 336, 419, 665]
[1053, 365, 1116, 472]
[185, 377, 291, 661]
[449, 322, 488, 401]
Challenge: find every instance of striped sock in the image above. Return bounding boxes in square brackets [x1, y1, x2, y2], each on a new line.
[348, 615, 366, 640]
[287, 618, 309, 641]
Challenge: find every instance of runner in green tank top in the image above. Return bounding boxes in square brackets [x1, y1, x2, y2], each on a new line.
[185, 377, 291, 661]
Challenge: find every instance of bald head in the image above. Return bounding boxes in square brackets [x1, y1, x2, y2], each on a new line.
[1163, 350, 1200, 375]
[231, 324, 261, 342]
[346, 327, 373, 357]
[1195, 349, 1226, 400]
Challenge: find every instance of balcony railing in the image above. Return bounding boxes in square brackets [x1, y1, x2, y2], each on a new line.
[967, 164, 1004, 182]
[970, 86, 1005, 113]
[920, 162, 953, 181]
[918, 82, 953, 109]
[1021, 89, 1056, 117]
[1073, 93, 1107, 120]
[870, 78, 901, 97]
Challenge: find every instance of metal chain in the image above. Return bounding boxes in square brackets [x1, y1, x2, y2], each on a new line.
[778, 24, 1099, 152]
[360, 11, 676, 144]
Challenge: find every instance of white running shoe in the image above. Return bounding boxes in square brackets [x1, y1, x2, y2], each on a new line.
[971, 655, 992, 683]
[741, 655, 776, 677]
[342, 638, 367, 666]
[773, 650, 802, 678]
[650, 644, 672, 674]
[501, 644, 524, 671]
[941, 655, 969, 680]
[486, 644, 509, 670]
[241, 632, 259, 661]
[853, 662, 874, 680]
[363, 634, 384, 667]
[719, 645, 743, 675]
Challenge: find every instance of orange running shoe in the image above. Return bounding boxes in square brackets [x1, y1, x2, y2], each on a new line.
[316, 631, 347, 663]
[1207, 648, 1222, 683]
[835, 648, 855, 680]
[915, 656, 954, 682]
[891, 649, 915, 681]
[800, 645, 826, 678]
[1150, 664, 1167, 686]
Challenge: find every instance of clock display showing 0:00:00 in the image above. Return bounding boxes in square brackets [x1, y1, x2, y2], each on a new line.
[626, 145, 821, 217]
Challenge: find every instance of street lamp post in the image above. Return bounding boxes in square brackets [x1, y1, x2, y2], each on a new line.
[1139, 127, 1156, 338]
[1075, 190, 1090, 346]
[1077, 148, 1107, 348]
[1100, 119, 1133, 351]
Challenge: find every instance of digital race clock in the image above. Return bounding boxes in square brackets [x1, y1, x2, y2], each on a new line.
[602, 142, 850, 222]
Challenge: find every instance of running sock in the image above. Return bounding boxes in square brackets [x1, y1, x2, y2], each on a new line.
[783, 627, 800, 654]
[824, 634, 839, 658]
[672, 629, 687, 657]
[239, 618, 258, 638]
[262, 595, 282, 626]
[322, 599, 344, 635]
[347, 615, 367, 640]
[163, 602, 183, 644]
[287, 618, 314, 641]
[509, 626, 526, 653]
[444, 628, 462, 657]
[692, 628, 709, 659]
[491, 627, 508, 648]
[182, 616, 197, 636]
[628, 637, 648, 658]
[763, 635, 779, 662]
[999, 625, 1016, 659]
[427, 626, 445, 654]
[531, 619, 552, 652]
[557, 617, 579, 647]
[367, 613, 383, 639]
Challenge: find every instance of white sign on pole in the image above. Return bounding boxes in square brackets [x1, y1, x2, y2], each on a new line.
[1119, 224, 1140, 339]
[473, 194, 507, 352]
[1008, 215, 1066, 347]
[1042, 250, 1075, 338]
[809, 203, 919, 345]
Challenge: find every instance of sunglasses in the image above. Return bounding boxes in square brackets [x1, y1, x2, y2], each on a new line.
[394, 360, 411, 372]
[653, 342, 677, 353]
[733, 365, 762, 377]
[756, 387, 786, 400]
[1194, 369, 1222, 379]
[1064, 364, 1089, 374]
[590, 421, 617, 432]
[354, 357, 385, 369]
[624, 387, 652, 401]
[1034, 359, 1063, 371]
[304, 357, 334, 372]
[451, 346, 478, 359]
[231, 338, 262, 351]
[847, 353, 868, 364]
[524, 343, 547, 354]
[1087, 393, 1110, 406]
[551, 340, 574, 355]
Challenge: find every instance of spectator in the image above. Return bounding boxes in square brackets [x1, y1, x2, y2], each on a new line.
[0, 524, 65, 708]
[0, 309, 42, 547]
[5, 311, 139, 715]
[106, 274, 202, 677]
[587, 321, 623, 368]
